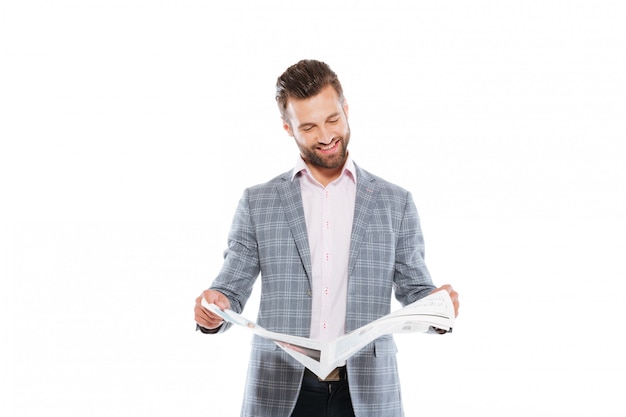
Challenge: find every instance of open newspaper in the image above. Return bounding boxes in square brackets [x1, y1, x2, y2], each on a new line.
[202, 290, 454, 379]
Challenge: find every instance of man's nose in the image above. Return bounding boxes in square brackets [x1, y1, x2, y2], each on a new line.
[318, 128, 334, 145]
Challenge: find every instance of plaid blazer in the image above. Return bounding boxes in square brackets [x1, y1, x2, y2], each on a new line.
[210, 163, 435, 417]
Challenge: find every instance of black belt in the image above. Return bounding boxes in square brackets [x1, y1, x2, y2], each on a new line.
[304, 366, 347, 382]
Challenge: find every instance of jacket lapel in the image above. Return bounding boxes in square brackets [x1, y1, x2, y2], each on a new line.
[349, 166, 379, 275]
[276, 173, 313, 284]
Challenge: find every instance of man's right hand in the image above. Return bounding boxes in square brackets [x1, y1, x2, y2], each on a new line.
[194, 289, 231, 330]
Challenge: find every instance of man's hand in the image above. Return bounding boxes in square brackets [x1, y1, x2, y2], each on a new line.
[194, 289, 231, 330]
[432, 284, 460, 317]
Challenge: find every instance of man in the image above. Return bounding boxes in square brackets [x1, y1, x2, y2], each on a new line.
[194, 59, 459, 417]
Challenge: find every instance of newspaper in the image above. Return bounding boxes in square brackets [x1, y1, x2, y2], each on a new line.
[202, 290, 454, 379]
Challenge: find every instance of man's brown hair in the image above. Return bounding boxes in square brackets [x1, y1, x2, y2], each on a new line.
[275, 59, 345, 122]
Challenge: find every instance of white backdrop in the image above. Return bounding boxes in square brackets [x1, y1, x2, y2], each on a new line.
[1, 1, 625, 416]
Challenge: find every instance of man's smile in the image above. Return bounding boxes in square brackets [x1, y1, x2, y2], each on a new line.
[318, 139, 340, 153]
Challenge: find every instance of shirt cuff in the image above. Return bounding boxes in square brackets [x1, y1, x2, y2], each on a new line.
[196, 323, 221, 334]
[429, 326, 452, 334]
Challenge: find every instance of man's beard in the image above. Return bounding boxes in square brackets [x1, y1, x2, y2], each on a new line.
[299, 129, 351, 170]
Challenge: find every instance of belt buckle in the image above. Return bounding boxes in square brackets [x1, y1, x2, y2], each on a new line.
[320, 367, 341, 382]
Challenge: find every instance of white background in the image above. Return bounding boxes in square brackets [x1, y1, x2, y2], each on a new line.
[1, 1, 625, 416]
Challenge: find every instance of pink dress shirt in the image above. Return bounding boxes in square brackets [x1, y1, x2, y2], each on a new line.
[291, 156, 357, 342]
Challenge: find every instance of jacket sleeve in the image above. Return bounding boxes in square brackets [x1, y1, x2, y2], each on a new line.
[392, 191, 436, 306]
[209, 188, 261, 322]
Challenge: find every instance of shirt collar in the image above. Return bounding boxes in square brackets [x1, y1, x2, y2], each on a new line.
[291, 154, 357, 184]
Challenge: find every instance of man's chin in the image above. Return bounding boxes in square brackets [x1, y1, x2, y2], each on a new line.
[318, 155, 347, 170]
[316, 149, 347, 169]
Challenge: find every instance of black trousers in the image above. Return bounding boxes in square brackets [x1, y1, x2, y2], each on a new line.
[291, 374, 356, 417]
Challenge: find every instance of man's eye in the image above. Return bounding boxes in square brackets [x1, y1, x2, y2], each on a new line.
[302, 126, 314, 132]
[328, 118, 339, 124]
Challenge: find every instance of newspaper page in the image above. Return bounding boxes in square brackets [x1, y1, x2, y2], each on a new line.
[202, 290, 454, 379]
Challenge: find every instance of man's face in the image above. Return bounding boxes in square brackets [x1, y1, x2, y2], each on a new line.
[283, 85, 350, 171]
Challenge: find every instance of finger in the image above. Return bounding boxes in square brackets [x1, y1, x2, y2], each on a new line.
[449, 292, 460, 317]
[195, 309, 223, 329]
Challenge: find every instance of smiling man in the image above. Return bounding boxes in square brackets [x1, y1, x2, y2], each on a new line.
[282, 81, 350, 183]
[194, 59, 459, 417]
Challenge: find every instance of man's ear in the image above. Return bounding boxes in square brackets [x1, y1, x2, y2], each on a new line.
[343, 98, 349, 119]
[282, 119, 294, 137]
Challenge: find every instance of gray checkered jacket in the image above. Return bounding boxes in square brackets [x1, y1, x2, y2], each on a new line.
[209, 164, 435, 417]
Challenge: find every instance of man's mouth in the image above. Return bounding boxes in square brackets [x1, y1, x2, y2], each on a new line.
[319, 139, 339, 152]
